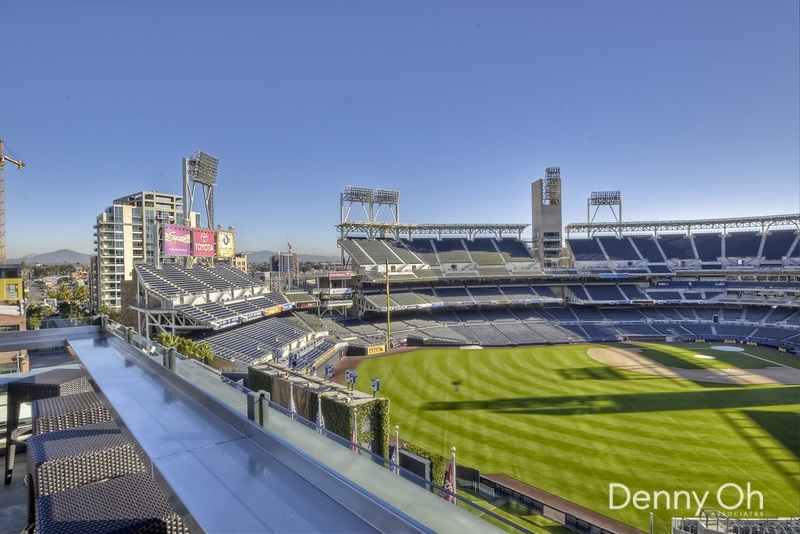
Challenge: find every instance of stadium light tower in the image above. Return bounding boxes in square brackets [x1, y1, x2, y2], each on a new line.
[531, 167, 563, 267]
[587, 190, 622, 238]
[340, 185, 400, 226]
[183, 150, 219, 229]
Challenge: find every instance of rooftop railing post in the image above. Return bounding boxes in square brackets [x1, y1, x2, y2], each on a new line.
[257, 390, 269, 426]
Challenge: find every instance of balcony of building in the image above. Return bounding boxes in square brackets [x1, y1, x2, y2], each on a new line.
[1, 321, 518, 533]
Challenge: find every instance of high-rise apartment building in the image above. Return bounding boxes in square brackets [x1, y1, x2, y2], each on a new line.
[91, 191, 193, 310]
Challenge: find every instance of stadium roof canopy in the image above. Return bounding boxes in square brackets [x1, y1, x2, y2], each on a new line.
[565, 213, 800, 238]
[336, 221, 529, 241]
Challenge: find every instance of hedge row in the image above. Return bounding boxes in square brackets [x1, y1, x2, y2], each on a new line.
[248, 368, 390, 457]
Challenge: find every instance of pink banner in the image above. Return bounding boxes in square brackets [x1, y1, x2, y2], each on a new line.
[163, 225, 191, 256]
[193, 228, 216, 257]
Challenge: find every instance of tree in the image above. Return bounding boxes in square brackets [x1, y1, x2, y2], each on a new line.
[27, 314, 42, 330]
[54, 283, 71, 304]
[71, 285, 88, 304]
[154, 332, 179, 349]
[193, 343, 214, 363]
[153, 333, 214, 363]
[98, 304, 122, 323]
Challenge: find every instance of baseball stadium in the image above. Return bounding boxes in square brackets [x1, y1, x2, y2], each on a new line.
[117, 164, 800, 533]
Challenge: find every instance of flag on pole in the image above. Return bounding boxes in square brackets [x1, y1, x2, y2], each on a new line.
[316, 395, 325, 433]
[289, 381, 296, 419]
[287, 242, 292, 252]
[440, 463, 454, 502]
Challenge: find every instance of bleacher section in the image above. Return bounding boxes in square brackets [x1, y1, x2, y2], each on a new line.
[762, 230, 798, 260]
[356, 239, 404, 264]
[343, 237, 537, 272]
[585, 285, 626, 301]
[630, 237, 665, 263]
[597, 237, 639, 261]
[565, 229, 799, 273]
[135, 263, 294, 330]
[658, 235, 696, 261]
[400, 239, 439, 264]
[464, 239, 504, 265]
[199, 317, 313, 365]
[724, 232, 762, 258]
[495, 240, 536, 263]
[567, 239, 606, 261]
[692, 233, 722, 262]
[434, 239, 472, 264]
[136, 264, 265, 299]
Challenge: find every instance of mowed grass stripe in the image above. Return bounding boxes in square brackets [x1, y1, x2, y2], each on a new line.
[631, 342, 800, 370]
[354, 344, 800, 531]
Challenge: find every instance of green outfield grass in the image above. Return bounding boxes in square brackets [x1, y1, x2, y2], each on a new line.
[630, 341, 800, 370]
[353, 344, 800, 532]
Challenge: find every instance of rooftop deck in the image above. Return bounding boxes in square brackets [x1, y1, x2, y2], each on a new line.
[1, 324, 507, 533]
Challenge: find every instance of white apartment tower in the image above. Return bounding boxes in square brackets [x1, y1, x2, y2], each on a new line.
[91, 191, 191, 310]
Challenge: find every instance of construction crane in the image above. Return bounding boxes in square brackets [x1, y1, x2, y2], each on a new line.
[0, 138, 25, 264]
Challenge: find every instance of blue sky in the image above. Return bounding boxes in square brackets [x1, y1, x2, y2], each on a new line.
[2, 0, 798, 258]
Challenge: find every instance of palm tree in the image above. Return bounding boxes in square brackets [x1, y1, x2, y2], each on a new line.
[193, 343, 215, 364]
[154, 332, 178, 349]
[54, 283, 71, 304]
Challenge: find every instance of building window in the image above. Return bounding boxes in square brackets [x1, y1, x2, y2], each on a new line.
[0, 325, 19, 332]
[5, 284, 19, 299]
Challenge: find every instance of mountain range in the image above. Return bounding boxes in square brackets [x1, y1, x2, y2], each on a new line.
[8, 249, 92, 265]
[7, 249, 339, 266]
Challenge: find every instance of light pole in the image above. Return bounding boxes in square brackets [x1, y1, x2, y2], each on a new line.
[394, 425, 400, 476]
[451, 446, 457, 505]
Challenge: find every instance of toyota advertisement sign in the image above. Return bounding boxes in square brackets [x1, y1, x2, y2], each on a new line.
[192, 228, 216, 257]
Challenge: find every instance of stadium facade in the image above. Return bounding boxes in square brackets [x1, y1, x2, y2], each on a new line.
[121, 172, 800, 372]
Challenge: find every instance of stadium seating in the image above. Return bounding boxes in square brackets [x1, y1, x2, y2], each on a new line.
[619, 284, 648, 300]
[692, 233, 722, 262]
[468, 286, 506, 303]
[724, 232, 762, 258]
[571, 306, 605, 322]
[434, 287, 473, 304]
[585, 285, 625, 301]
[647, 264, 672, 274]
[339, 239, 375, 266]
[500, 286, 537, 300]
[464, 239, 505, 265]
[434, 239, 472, 264]
[657, 234, 696, 261]
[614, 324, 663, 337]
[566, 285, 590, 301]
[531, 286, 558, 299]
[356, 239, 405, 264]
[602, 308, 646, 322]
[630, 237, 665, 262]
[400, 239, 439, 265]
[454, 310, 488, 323]
[567, 238, 606, 261]
[597, 237, 640, 261]
[494, 240, 536, 262]
[713, 324, 756, 338]
[580, 324, 619, 341]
